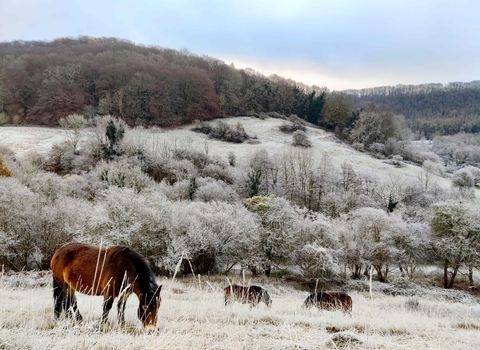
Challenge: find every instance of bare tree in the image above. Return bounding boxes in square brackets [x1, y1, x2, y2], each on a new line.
[59, 114, 86, 154]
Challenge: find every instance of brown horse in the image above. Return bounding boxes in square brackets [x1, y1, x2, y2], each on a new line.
[224, 284, 272, 308]
[303, 291, 352, 316]
[50, 243, 162, 331]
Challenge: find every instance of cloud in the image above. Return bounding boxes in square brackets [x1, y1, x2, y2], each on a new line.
[0, 0, 42, 41]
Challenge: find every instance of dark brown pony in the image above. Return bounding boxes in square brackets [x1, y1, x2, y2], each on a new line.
[224, 284, 272, 308]
[303, 291, 352, 316]
[50, 243, 162, 331]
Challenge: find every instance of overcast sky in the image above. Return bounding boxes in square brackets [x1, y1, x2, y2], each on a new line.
[1, 0, 479, 90]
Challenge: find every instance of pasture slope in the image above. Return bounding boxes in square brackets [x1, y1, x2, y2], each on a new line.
[0, 116, 451, 188]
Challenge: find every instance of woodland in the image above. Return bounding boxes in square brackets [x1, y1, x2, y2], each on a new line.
[0, 37, 480, 294]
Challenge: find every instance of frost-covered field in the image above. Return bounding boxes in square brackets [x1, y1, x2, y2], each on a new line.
[0, 273, 479, 350]
[2, 118, 478, 349]
[0, 117, 451, 187]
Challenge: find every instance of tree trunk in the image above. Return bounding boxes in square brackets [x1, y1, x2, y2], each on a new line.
[468, 266, 474, 287]
[447, 264, 460, 289]
[264, 263, 271, 277]
[374, 265, 385, 283]
[443, 259, 449, 288]
[351, 264, 362, 279]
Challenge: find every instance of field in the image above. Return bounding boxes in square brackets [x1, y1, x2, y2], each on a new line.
[0, 117, 451, 188]
[0, 272, 479, 350]
[1, 119, 479, 349]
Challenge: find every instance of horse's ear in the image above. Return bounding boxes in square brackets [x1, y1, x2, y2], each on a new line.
[156, 285, 162, 295]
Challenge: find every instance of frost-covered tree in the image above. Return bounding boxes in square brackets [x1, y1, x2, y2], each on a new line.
[59, 114, 86, 154]
[96, 187, 170, 271]
[452, 168, 474, 188]
[243, 149, 277, 197]
[0, 178, 91, 269]
[339, 208, 411, 282]
[430, 200, 480, 288]
[246, 196, 302, 276]
[163, 200, 261, 274]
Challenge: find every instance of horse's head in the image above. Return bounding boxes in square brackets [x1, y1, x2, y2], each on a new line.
[302, 294, 314, 309]
[262, 290, 272, 308]
[138, 285, 162, 331]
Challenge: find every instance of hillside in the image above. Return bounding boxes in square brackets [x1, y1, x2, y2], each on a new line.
[1, 117, 480, 349]
[344, 81, 480, 138]
[0, 117, 450, 188]
[0, 37, 322, 127]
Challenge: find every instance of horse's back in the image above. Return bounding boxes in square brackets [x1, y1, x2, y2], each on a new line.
[322, 292, 352, 313]
[305, 291, 352, 313]
[224, 284, 271, 307]
[51, 243, 128, 296]
[224, 284, 246, 299]
[51, 243, 99, 279]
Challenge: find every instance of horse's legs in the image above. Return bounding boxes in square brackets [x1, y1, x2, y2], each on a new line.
[72, 295, 83, 321]
[117, 296, 128, 325]
[53, 277, 65, 319]
[102, 298, 114, 323]
[64, 292, 83, 322]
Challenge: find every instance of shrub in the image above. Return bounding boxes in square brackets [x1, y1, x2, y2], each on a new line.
[58, 114, 86, 154]
[296, 243, 337, 278]
[410, 150, 443, 166]
[369, 142, 385, 153]
[228, 152, 236, 167]
[201, 163, 235, 184]
[71, 154, 97, 174]
[63, 173, 106, 200]
[0, 145, 14, 157]
[279, 120, 306, 134]
[192, 121, 250, 143]
[20, 150, 47, 169]
[27, 172, 66, 200]
[144, 156, 196, 184]
[452, 168, 474, 188]
[292, 130, 311, 148]
[0, 156, 12, 177]
[44, 141, 75, 174]
[0, 178, 91, 269]
[88, 115, 126, 159]
[352, 142, 365, 152]
[193, 178, 239, 203]
[461, 165, 480, 186]
[158, 178, 191, 201]
[392, 155, 403, 166]
[94, 159, 154, 193]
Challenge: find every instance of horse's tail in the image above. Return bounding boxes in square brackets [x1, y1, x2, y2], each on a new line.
[53, 276, 65, 319]
[345, 294, 353, 317]
[224, 285, 233, 306]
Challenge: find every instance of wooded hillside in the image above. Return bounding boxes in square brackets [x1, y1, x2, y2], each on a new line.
[345, 82, 480, 138]
[0, 37, 325, 127]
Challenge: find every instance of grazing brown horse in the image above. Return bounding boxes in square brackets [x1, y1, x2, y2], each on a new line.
[224, 284, 272, 308]
[303, 291, 352, 316]
[50, 243, 162, 331]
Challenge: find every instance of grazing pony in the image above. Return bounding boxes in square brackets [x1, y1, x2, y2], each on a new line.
[303, 291, 352, 316]
[50, 243, 162, 331]
[224, 284, 272, 308]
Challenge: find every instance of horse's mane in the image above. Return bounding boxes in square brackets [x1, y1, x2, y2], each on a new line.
[112, 246, 158, 296]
